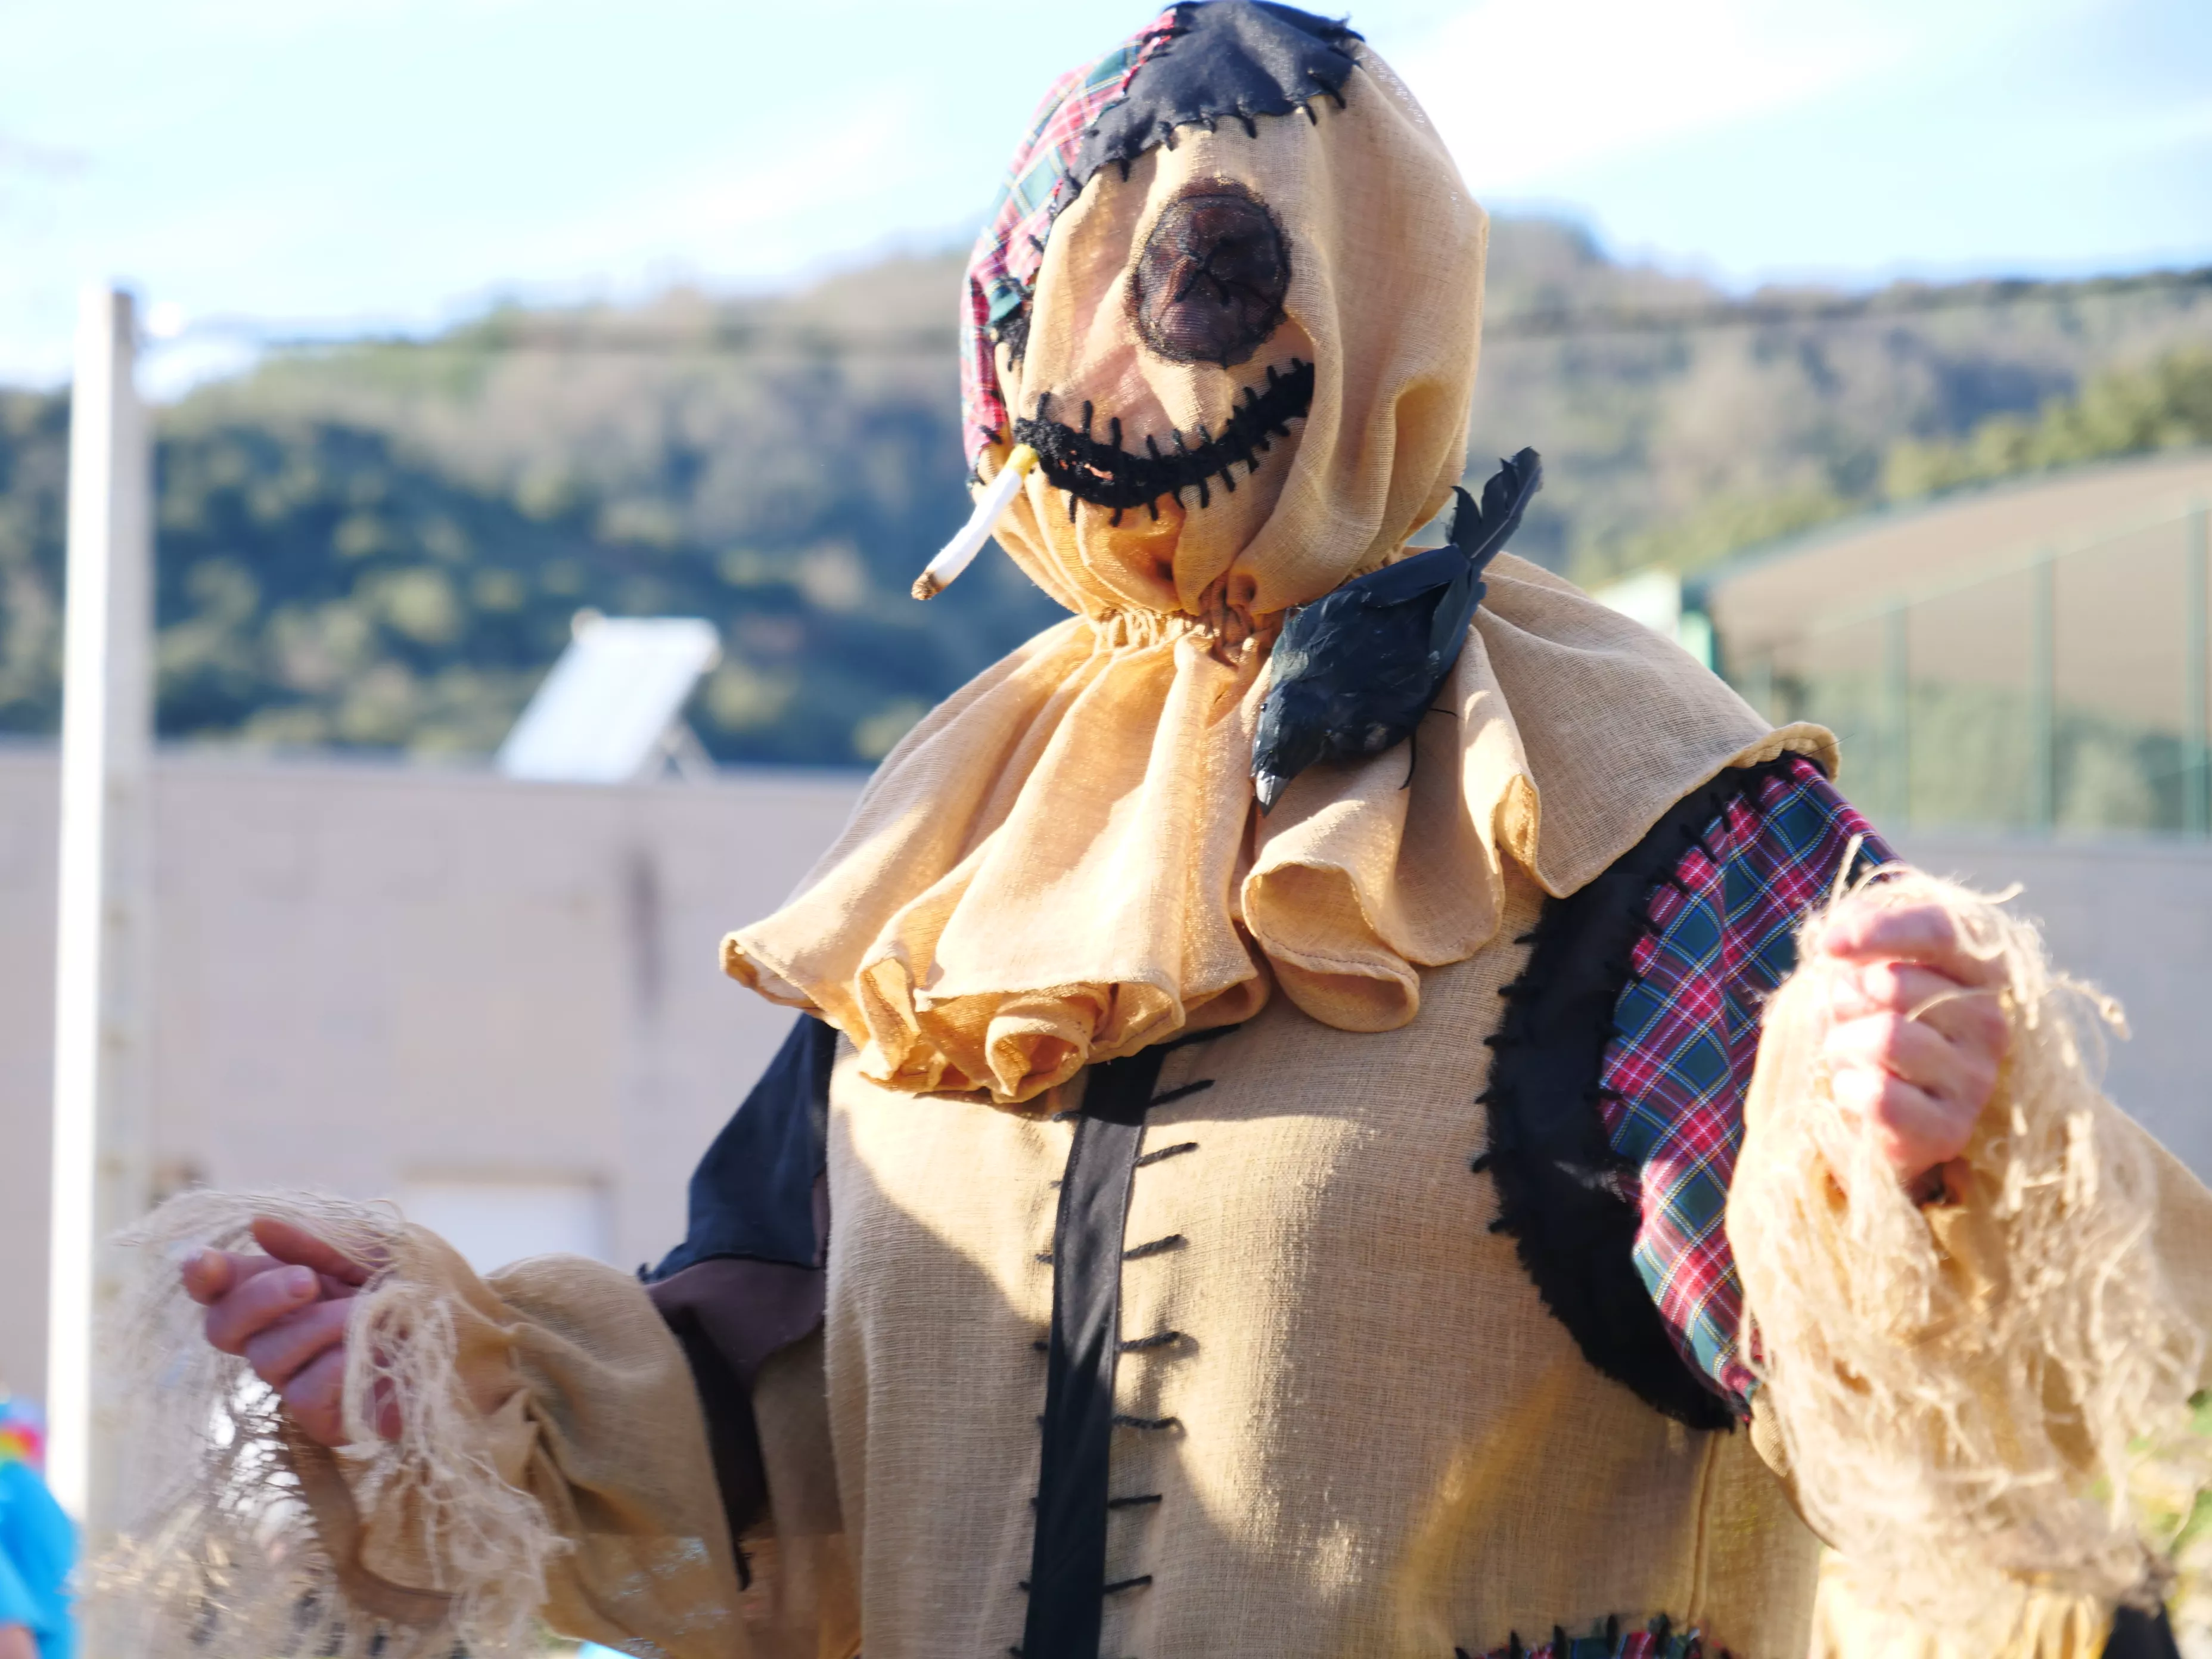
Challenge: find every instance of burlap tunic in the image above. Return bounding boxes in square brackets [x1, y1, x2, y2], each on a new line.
[824, 872, 1820, 1658]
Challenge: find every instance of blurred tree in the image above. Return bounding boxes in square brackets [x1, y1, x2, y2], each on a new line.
[0, 230, 2205, 763]
[1582, 346, 2212, 583]
[0, 391, 66, 737]
[1882, 349, 2212, 499]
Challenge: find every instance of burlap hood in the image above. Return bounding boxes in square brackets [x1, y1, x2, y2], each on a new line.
[722, 5, 1832, 1104]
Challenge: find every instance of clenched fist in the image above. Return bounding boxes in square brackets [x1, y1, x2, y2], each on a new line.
[179, 1217, 395, 1449]
[1802, 890, 2011, 1202]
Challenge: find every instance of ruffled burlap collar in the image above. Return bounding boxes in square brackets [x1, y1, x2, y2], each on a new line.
[722, 555, 1834, 1105]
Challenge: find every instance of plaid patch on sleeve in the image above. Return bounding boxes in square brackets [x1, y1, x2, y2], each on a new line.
[1598, 756, 1891, 1406]
[958, 10, 1184, 467]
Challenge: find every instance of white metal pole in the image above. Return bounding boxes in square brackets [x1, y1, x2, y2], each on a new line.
[46, 287, 154, 1542]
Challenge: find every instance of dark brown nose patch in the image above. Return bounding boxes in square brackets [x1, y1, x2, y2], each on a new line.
[1129, 182, 1291, 368]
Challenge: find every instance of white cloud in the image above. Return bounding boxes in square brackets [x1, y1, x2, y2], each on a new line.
[1391, 0, 1903, 191]
[503, 97, 927, 284]
[1387, 0, 2099, 197]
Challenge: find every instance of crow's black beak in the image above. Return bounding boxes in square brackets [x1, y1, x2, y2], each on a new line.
[1254, 770, 1287, 815]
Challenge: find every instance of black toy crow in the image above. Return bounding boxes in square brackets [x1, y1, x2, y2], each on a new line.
[1250, 447, 1542, 813]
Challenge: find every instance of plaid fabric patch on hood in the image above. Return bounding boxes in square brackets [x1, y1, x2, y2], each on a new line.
[958, 8, 1182, 467]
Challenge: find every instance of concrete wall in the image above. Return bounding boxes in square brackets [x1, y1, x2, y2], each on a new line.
[0, 745, 864, 1403]
[0, 752, 60, 1406]
[0, 748, 2205, 1408]
[1899, 833, 2212, 1176]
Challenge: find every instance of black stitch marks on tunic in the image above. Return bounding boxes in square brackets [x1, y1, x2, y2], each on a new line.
[1149, 1079, 1215, 1107]
[1133, 1139, 1200, 1167]
[1036, 1236, 1187, 1264]
[1014, 358, 1313, 514]
[1120, 1234, 1185, 1262]
[1024, 1046, 1170, 1658]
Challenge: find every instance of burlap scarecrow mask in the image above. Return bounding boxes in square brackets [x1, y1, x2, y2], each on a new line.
[964, 0, 1486, 622]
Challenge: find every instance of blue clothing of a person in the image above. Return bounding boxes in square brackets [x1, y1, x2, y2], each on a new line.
[0, 1459, 74, 1659]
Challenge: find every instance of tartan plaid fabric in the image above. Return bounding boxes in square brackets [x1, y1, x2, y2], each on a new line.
[1460, 1612, 1712, 1658]
[1599, 757, 1891, 1406]
[958, 8, 1184, 467]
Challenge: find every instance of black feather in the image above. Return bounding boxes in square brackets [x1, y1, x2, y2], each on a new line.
[1250, 448, 1542, 813]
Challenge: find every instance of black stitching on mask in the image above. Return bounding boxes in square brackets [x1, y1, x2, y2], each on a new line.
[992, 298, 1033, 366]
[1014, 356, 1312, 513]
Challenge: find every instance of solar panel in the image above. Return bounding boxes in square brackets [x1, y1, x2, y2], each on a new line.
[495, 615, 721, 784]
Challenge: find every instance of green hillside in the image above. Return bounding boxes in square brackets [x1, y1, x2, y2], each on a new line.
[0, 222, 2207, 763]
[1466, 220, 2212, 579]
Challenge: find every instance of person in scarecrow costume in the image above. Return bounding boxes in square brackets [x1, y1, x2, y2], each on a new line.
[154, 6, 2212, 1659]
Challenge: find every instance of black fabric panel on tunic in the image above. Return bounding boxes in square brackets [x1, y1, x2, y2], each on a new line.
[1479, 757, 1819, 1433]
[648, 1251, 827, 1552]
[1023, 1046, 1171, 1659]
[2103, 1605, 2184, 1658]
[644, 1011, 835, 1565]
[648, 1011, 835, 1279]
[653, 1282, 768, 1580]
[1070, 1, 1362, 194]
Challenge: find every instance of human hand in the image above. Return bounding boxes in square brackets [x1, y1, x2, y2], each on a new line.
[0, 1620, 37, 1659]
[1805, 891, 2010, 1201]
[179, 1217, 394, 1447]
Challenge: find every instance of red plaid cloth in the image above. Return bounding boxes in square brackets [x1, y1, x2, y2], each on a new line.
[958, 8, 1183, 467]
[1599, 757, 1889, 1406]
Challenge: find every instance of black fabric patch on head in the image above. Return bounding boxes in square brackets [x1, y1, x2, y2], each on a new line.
[1071, 1, 1363, 191]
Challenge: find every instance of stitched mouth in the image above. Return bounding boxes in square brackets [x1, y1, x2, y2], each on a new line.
[1011, 356, 1314, 523]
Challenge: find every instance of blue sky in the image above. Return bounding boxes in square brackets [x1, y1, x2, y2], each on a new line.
[2, 0, 2207, 391]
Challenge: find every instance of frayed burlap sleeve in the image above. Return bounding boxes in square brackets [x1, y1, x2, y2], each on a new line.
[472, 1246, 753, 1656]
[102, 1192, 756, 1659]
[1728, 872, 2212, 1657]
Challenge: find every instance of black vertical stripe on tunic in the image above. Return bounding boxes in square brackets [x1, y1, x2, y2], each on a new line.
[1023, 1046, 1169, 1659]
[2102, 1604, 2183, 1659]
